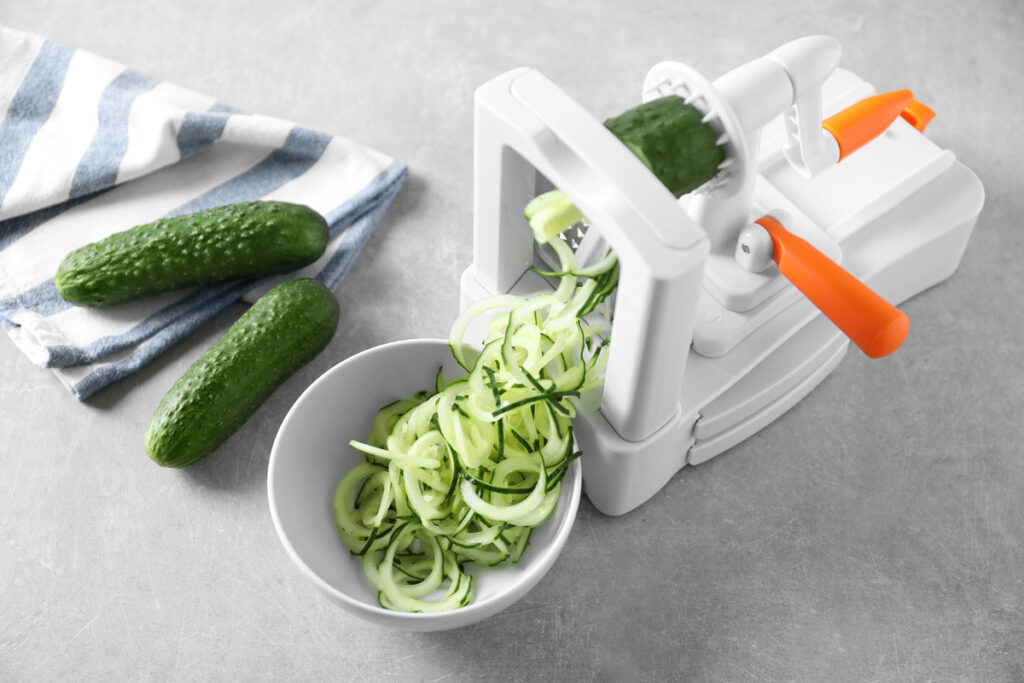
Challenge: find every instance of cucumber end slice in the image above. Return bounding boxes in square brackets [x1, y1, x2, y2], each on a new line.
[524, 190, 585, 244]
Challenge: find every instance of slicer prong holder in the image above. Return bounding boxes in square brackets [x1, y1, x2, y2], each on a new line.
[460, 37, 985, 515]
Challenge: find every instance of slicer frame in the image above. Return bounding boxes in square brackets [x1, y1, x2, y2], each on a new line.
[459, 38, 984, 515]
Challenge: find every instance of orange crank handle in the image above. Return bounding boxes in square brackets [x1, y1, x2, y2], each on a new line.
[755, 216, 908, 358]
[823, 89, 915, 161]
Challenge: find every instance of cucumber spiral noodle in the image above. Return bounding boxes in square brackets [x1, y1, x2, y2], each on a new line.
[333, 237, 618, 612]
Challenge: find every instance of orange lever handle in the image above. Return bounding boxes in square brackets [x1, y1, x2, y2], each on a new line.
[755, 216, 908, 358]
[823, 89, 915, 161]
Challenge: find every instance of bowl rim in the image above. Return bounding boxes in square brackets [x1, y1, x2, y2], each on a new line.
[267, 337, 582, 626]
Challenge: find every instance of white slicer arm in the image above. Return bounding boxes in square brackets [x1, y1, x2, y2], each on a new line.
[467, 69, 709, 443]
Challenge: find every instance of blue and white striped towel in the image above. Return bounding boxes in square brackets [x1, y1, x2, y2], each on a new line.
[0, 26, 407, 400]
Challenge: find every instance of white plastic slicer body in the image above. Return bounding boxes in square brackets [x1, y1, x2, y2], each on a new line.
[460, 37, 985, 515]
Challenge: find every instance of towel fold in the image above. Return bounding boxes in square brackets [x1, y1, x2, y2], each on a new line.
[0, 25, 407, 400]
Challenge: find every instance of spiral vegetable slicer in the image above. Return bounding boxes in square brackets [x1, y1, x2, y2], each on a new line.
[458, 36, 984, 515]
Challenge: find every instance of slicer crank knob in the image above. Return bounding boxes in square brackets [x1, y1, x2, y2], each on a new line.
[735, 224, 775, 272]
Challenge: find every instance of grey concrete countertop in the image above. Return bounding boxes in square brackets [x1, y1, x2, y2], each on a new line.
[2, 1, 1022, 680]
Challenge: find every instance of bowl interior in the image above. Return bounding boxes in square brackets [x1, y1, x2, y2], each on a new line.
[268, 338, 581, 629]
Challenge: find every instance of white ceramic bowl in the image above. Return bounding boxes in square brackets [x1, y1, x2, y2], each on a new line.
[268, 338, 582, 631]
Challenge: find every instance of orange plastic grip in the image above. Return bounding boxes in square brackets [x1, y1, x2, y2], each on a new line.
[900, 99, 935, 132]
[823, 89, 915, 161]
[755, 216, 908, 358]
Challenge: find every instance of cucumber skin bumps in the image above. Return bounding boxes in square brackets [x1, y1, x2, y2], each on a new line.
[55, 201, 329, 306]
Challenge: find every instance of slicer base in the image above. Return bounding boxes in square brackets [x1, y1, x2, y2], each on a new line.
[463, 153, 982, 516]
[575, 156, 983, 515]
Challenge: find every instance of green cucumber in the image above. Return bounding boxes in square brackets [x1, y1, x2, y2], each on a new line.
[523, 191, 585, 245]
[55, 201, 329, 306]
[604, 95, 724, 197]
[145, 278, 339, 468]
[525, 96, 724, 243]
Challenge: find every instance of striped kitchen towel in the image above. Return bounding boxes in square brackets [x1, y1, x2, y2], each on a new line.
[0, 26, 407, 400]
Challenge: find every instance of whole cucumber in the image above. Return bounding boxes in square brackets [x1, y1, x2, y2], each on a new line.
[603, 96, 724, 197]
[145, 278, 339, 468]
[56, 201, 329, 306]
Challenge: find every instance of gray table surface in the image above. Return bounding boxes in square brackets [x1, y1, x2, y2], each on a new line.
[2, 1, 1022, 680]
